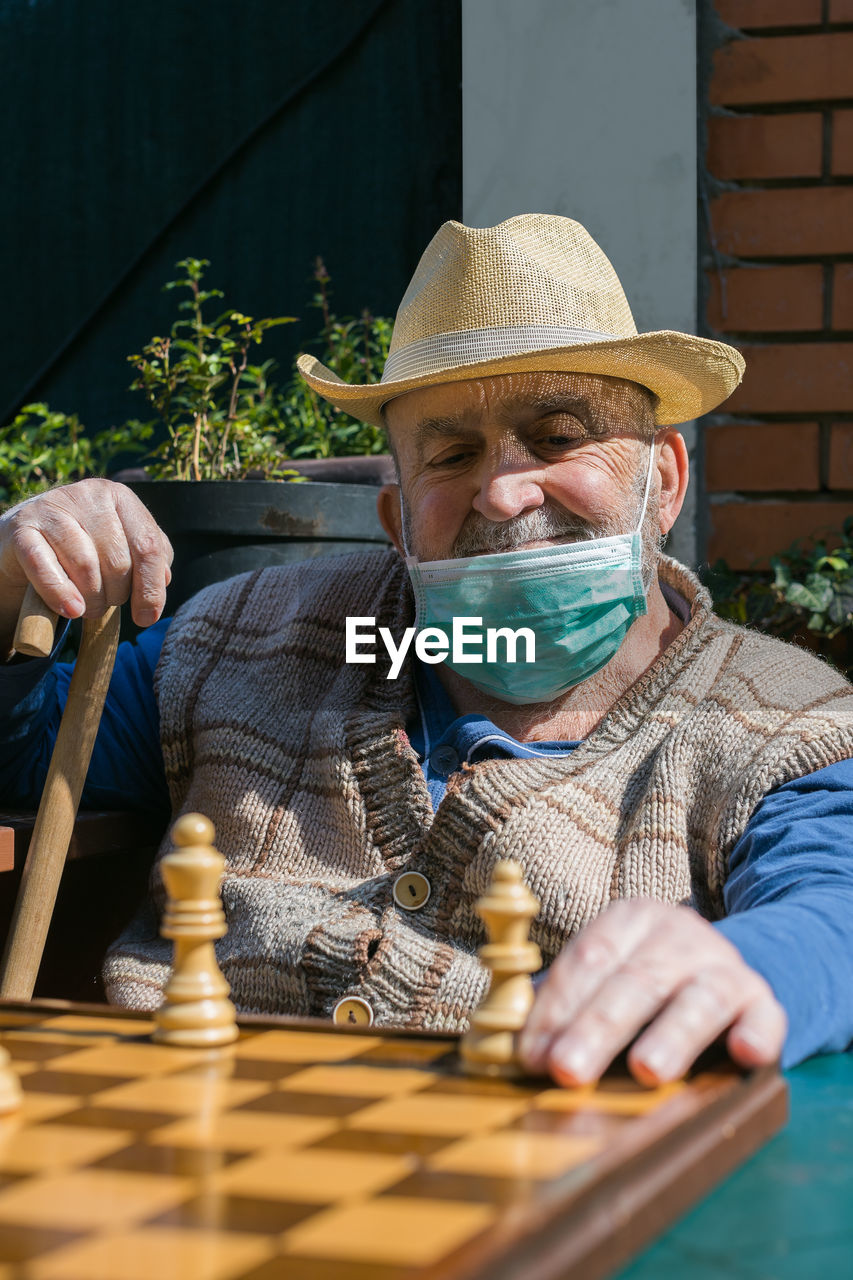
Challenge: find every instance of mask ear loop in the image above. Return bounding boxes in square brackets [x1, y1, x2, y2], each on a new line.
[635, 442, 657, 535]
[400, 491, 419, 567]
[401, 492, 431, 745]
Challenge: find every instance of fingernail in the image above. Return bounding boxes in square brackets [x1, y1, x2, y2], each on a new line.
[136, 608, 158, 627]
[633, 1045, 673, 1079]
[733, 1028, 769, 1057]
[553, 1041, 595, 1082]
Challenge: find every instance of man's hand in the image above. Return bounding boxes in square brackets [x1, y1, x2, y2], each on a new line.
[518, 900, 786, 1086]
[0, 479, 173, 649]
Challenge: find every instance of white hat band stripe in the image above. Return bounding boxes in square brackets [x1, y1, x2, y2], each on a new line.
[380, 324, 622, 384]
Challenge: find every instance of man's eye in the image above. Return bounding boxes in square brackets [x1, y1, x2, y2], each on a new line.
[432, 450, 471, 467]
[533, 413, 586, 452]
[540, 435, 581, 452]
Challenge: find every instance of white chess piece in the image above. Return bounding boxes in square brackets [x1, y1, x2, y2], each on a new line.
[153, 813, 238, 1048]
[460, 860, 542, 1077]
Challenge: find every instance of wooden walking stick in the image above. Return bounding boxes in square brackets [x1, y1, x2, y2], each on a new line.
[0, 583, 120, 999]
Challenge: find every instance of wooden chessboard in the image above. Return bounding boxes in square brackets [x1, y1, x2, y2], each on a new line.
[0, 1000, 787, 1280]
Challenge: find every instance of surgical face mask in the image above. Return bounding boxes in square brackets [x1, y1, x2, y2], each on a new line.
[404, 447, 656, 705]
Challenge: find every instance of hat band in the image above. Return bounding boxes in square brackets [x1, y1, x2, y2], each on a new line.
[380, 323, 623, 384]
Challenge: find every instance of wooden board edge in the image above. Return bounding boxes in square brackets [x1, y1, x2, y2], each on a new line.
[438, 1068, 788, 1280]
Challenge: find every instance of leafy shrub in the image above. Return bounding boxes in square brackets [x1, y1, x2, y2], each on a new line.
[0, 257, 394, 506]
[706, 517, 853, 675]
[277, 258, 392, 459]
[0, 404, 149, 508]
[127, 258, 301, 481]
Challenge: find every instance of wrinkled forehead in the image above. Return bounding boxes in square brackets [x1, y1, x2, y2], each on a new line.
[382, 371, 658, 443]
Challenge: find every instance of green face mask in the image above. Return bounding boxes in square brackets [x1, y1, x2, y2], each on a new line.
[405, 449, 654, 705]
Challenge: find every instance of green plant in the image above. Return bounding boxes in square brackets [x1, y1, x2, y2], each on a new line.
[277, 258, 392, 459]
[0, 257, 393, 505]
[127, 258, 302, 481]
[770, 522, 853, 638]
[706, 517, 853, 673]
[0, 404, 150, 509]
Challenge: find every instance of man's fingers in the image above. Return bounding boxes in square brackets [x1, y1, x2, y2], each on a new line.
[518, 902, 658, 1072]
[114, 487, 172, 627]
[520, 902, 788, 1090]
[626, 969, 786, 1084]
[0, 481, 173, 629]
[50, 522, 106, 618]
[127, 528, 171, 627]
[540, 964, 676, 1085]
[96, 512, 134, 607]
[10, 524, 85, 618]
[626, 967, 746, 1084]
[726, 996, 788, 1069]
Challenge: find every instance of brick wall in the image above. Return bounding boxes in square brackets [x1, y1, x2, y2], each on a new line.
[703, 0, 853, 568]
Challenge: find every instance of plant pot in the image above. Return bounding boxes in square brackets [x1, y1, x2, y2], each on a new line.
[282, 455, 396, 485]
[123, 477, 392, 622]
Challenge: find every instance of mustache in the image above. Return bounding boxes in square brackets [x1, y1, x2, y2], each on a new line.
[451, 504, 624, 556]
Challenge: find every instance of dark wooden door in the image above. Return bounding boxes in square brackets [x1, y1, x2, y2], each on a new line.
[0, 0, 461, 435]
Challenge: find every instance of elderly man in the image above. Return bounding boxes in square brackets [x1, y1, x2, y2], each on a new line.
[1, 215, 852, 1088]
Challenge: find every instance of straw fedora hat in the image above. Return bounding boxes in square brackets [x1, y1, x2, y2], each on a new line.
[297, 213, 744, 427]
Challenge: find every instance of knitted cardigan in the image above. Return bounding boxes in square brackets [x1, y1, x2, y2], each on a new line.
[103, 550, 853, 1029]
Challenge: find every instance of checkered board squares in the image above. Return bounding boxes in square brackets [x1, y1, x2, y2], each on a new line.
[0, 1007, 786, 1280]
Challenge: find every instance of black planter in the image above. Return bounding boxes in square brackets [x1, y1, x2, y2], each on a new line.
[124, 476, 392, 622]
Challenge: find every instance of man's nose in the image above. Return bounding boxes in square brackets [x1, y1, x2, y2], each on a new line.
[471, 463, 545, 522]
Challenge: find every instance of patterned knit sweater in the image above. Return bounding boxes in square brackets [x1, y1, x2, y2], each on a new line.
[103, 550, 853, 1029]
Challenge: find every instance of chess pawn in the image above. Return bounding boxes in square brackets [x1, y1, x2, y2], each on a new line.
[460, 860, 542, 1077]
[153, 813, 239, 1048]
[0, 1045, 21, 1113]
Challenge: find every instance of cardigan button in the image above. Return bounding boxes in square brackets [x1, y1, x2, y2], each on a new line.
[429, 744, 459, 776]
[332, 997, 374, 1028]
[393, 871, 432, 911]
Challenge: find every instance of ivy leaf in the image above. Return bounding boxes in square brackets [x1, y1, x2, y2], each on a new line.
[816, 554, 850, 573]
[785, 581, 829, 613]
[828, 592, 853, 626]
[803, 574, 834, 610]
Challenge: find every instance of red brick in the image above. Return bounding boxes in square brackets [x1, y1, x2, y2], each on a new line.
[707, 113, 822, 179]
[726, 343, 853, 413]
[829, 423, 853, 487]
[706, 422, 820, 490]
[711, 33, 853, 105]
[708, 501, 849, 567]
[829, 0, 853, 21]
[831, 109, 853, 174]
[716, 0, 822, 27]
[706, 265, 823, 331]
[712, 188, 853, 257]
[832, 265, 853, 328]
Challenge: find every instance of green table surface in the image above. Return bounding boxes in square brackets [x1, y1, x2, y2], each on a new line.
[616, 1054, 853, 1280]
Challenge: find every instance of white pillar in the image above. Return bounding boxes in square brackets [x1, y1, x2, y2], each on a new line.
[462, 0, 699, 564]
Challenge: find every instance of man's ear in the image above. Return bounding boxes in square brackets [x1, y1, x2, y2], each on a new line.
[656, 431, 689, 536]
[377, 483, 406, 557]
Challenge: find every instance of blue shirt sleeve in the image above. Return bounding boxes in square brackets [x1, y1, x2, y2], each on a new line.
[0, 618, 171, 820]
[714, 758, 853, 1069]
[410, 658, 853, 1068]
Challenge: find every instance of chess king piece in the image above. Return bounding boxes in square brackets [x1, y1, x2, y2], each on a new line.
[460, 860, 542, 1077]
[153, 813, 239, 1047]
[0, 1045, 21, 1113]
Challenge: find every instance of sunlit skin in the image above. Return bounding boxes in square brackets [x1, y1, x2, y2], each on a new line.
[377, 371, 687, 743]
[377, 370, 787, 1087]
